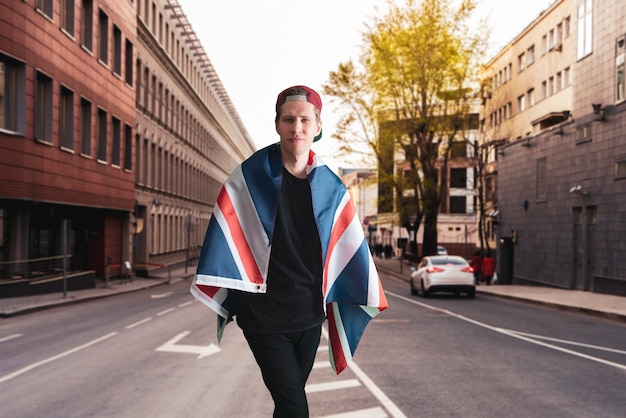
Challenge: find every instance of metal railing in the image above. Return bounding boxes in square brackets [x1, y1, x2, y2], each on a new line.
[0, 255, 74, 282]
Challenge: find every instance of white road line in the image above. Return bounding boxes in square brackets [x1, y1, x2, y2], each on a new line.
[157, 308, 176, 316]
[0, 332, 118, 383]
[320, 328, 407, 418]
[386, 290, 626, 372]
[178, 301, 193, 308]
[0, 333, 23, 343]
[125, 317, 152, 329]
[306, 379, 361, 393]
[319, 406, 388, 418]
[312, 361, 331, 369]
[503, 329, 626, 355]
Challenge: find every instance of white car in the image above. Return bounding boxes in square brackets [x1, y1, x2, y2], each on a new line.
[410, 255, 476, 298]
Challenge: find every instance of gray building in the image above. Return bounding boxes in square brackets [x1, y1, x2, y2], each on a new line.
[485, 0, 626, 295]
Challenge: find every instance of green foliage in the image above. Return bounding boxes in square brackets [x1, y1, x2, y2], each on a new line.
[324, 0, 488, 257]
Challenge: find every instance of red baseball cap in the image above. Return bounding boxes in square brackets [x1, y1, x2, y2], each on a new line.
[275, 85, 323, 141]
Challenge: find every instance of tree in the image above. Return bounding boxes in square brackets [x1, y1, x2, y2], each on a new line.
[324, 0, 487, 257]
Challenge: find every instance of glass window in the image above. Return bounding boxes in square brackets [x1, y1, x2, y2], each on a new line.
[113, 25, 122, 75]
[617, 50, 625, 102]
[97, 108, 107, 161]
[98, 9, 109, 64]
[62, 0, 75, 35]
[450, 168, 467, 188]
[0, 55, 26, 133]
[577, 0, 593, 59]
[80, 98, 92, 156]
[81, 0, 93, 51]
[60, 86, 74, 150]
[125, 40, 134, 86]
[35, 71, 53, 143]
[36, 0, 53, 19]
[449, 196, 467, 214]
[111, 116, 121, 166]
[124, 124, 133, 171]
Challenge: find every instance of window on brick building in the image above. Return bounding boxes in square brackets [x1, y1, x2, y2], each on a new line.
[450, 168, 467, 188]
[124, 124, 133, 171]
[113, 25, 122, 76]
[98, 9, 109, 65]
[81, 0, 93, 51]
[125, 40, 134, 86]
[80, 98, 92, 156]
[60, 86, 74, 150]
[0, 55, 26, 134]
[111, 116, 121, 166]
[62, 0, 75, 36]
[36, 0, 53, 19]
[97, 108, 107, 162]
[449, 196, 467, 214]
[35, 71, 53, 144]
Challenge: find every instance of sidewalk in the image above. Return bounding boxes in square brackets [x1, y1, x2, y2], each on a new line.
[374, 256, 626, 323]
[0, 265, 193, 318]
[1, 258, 625, 322]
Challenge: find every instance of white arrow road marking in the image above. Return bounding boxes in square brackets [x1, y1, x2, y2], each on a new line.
[155, 331, 221, 359]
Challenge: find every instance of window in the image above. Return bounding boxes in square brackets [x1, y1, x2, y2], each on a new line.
[36, 0, 53, 19]
[542, 80, 547, 99]
[125, 40, 133, 86]
[111, 116, 121, 166]
[97, 108, 107, 161]
[81, 0, 93, 51]
[617, 37, 625, 102]
[98, 9, 109, 64]
[615, 159, 626, 178]
[577, 0, 593, 59]
[61, 0, 75, 35]
[518, 94, 526, 112]
[575, 124, 592, 144]
[517, 53, 525, 72]
[0, 55, 26, 133]
[536, 157, 547, 202]
[556, 72, 562, 92]
[60, 86, 74, 150]
[35, 71, 53, 143]
[124, 124, 133, 171]
[450, 168, 467, 188]
[541, 35, 547, 55]
[80, 98, 92, 156]
[564, 67, 571, 87]
[526, 45, 535, 66]
[527, 88, 535, 106]
[449, 196, 467, 214]
[113, 25, 122, 75]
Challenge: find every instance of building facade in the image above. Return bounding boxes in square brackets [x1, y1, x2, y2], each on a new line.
[134, 0, 255, 270]
[0, 0, 255, 293]
[1, 0, 137, 284]
[482, 0, 626, 295]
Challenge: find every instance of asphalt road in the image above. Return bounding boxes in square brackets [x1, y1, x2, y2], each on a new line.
[1, 272, 625, 417]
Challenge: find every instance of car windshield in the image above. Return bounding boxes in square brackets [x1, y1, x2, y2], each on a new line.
[431, 257, 467, 266]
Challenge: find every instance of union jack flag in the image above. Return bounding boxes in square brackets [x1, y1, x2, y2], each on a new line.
[191, 144, 388, 374]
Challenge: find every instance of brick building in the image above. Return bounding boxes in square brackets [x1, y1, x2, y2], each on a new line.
[1, 0, 137, 287]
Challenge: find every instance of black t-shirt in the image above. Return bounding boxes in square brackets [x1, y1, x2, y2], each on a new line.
[234, 168, 324, 333]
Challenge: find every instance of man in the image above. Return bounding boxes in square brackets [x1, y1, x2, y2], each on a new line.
[191, 85, 387, 417]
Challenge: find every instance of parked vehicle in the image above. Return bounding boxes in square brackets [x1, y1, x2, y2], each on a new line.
[437, 246, 448, 255]
[410, 255, 476, 298]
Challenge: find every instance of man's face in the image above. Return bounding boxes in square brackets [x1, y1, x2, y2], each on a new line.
[275, 100, 321, 157]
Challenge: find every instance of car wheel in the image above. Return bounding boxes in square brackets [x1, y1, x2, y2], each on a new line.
[420, 280, 429, 298]
[410, 278, 419, 296]
[467, 288, 476, 298]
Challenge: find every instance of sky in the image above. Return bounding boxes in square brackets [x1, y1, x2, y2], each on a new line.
[177, 0, 555, 170]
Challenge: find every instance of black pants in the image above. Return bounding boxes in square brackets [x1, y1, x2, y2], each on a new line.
[243, 324, 322, 418]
